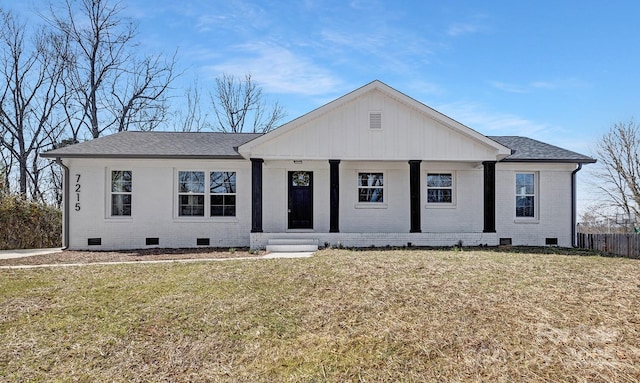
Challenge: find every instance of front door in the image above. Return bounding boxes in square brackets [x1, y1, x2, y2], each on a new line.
[288, 171, 313, 229]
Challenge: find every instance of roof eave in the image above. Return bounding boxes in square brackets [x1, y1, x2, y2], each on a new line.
[499, 158, 597, 164]
[40, 153, 245, 160]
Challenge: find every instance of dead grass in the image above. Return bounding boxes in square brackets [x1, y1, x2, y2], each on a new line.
[1, 249, 639, 382]
[0, 247, 262, 266]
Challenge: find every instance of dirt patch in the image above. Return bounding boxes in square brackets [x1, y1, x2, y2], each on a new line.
[0, 247, 263, 266]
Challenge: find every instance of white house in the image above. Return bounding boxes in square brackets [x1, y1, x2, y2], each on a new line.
[41, 80, 595, 251]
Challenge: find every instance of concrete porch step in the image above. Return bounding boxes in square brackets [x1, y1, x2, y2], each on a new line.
[266, 238, 319, 252]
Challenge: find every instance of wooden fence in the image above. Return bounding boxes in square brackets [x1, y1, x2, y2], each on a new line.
[576, 232, 640, 259]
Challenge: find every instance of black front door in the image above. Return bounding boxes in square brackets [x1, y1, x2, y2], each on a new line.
[288, 171, 313, 229]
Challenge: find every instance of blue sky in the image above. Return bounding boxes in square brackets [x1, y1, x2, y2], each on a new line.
[118, 0, 640, 158]
[7, 0, 640, 210]
[9, 0, 640, 154]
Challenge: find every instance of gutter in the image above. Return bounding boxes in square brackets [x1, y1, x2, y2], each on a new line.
[55, 158, 69, 250]
[571, 163, 583, 247]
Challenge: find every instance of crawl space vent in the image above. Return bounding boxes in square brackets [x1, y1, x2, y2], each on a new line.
[145, 237, 159, 246]
[499, 238, 512, 246]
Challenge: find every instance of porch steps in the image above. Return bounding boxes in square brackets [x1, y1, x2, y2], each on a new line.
[266, 238, 319, 253]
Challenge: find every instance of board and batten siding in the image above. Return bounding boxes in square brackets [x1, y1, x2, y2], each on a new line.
[248, 90, 501, 162]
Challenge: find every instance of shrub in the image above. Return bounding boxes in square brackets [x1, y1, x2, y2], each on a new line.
[0, 195, 62, 250]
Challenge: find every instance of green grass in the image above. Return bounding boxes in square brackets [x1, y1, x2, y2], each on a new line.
[1, 249, 639, 382]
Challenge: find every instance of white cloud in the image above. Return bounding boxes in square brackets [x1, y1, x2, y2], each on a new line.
[490, 81, 528, 94]
[436, 101, 551, 137]
[447, 22, 482, 37]
[492, 78, 590, 93]
[205, 42, 343, 96]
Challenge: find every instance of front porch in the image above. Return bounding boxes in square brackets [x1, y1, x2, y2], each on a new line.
[251, 231, 499, 250]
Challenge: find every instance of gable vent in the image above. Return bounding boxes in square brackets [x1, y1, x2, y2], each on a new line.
[369, 112, 382, 129]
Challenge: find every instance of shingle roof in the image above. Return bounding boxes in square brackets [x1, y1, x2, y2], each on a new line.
[40, 131, 596, 164]
[40, 131, 262, 159]
[490, 136, 596, 163]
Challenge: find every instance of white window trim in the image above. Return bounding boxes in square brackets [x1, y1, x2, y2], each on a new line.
[105, 168, 133, 220]
[514, 171, 539, 222]
[355, 171, 388, 209]
[425, 171, 457, 209]
[173, 169, 239, 222]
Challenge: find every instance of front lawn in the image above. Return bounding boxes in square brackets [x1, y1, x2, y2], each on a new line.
[1, 249, 638, 382]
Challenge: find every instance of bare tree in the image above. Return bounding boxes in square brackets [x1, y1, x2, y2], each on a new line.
[593, 119, 640, 222]
[0, 9, 67, 199]
[47, 0, 177, 139]
[176, 79, 211, 132]
[211, 73, 285, 133]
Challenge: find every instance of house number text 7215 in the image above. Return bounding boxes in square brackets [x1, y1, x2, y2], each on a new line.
[74, 174, 81, 211]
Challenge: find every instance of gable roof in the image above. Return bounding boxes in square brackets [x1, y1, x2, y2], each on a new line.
[238, 80, 512, 161]
[40, 131, 262, 159]
[490, 136, 596, 163]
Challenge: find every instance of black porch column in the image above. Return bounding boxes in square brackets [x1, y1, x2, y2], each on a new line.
[329, 160, 340, 232]
[409, 160, 422, 233]
[251, 158, 264, 233]
[483, 161, 496, 233]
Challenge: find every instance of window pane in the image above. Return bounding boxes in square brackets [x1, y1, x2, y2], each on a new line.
[179, 171, 204, 193]
[179, 194, 204, 216]
[359, 187, 383, 202]
[427, 174, 452, 188]
[211, 195, 224, 205]
[224, 206, 236, 216]
[359, 173, 383, 187]
[292, 171, 310, 187]
[112, 171, 132, 192]
[210, 195, 236, 217]
[111, 194, 131, 216]
[516, 196, 535, 217]
[211, 172, 236, 193]
[516, 173, 535, 195]
[428, 189, 452, 203]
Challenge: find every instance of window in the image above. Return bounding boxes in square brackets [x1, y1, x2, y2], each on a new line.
[516, 173, 535, 217]
[178, 171, 205, 216]
[358, 172, 384, 202]
[210, 171, 236, 216]
[111, 170, 132, 216]
[427, 173, 453, 203]
[177, 170, 237, 218]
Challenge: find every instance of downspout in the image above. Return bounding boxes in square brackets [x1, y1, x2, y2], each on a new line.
[571, 163, 583, 247]
[55, 158, 70, 250]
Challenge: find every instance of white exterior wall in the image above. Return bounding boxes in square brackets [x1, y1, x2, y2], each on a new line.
[246, 90, 503, 162]
[421, 162, 484, 233]
[61, 157, 577, 250]
[262, 160, 330, 233]
[495, 163, 575, 247]
[260, 160, 483, 234]
[339, 161, 410, 233]
[63, 158, 252, 250]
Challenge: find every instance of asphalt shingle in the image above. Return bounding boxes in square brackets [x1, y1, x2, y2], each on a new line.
[41, 131, 596, 164]
[40, 131, 262, 159]
[490, 136, 596, 163]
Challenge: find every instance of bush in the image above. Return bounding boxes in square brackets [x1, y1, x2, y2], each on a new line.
[0, 195, 62, 250]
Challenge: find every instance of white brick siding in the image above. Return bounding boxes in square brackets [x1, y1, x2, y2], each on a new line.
[62, 158, 577, 250]
[65, 158, 252, 250]
[495, 163, 575, 247]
